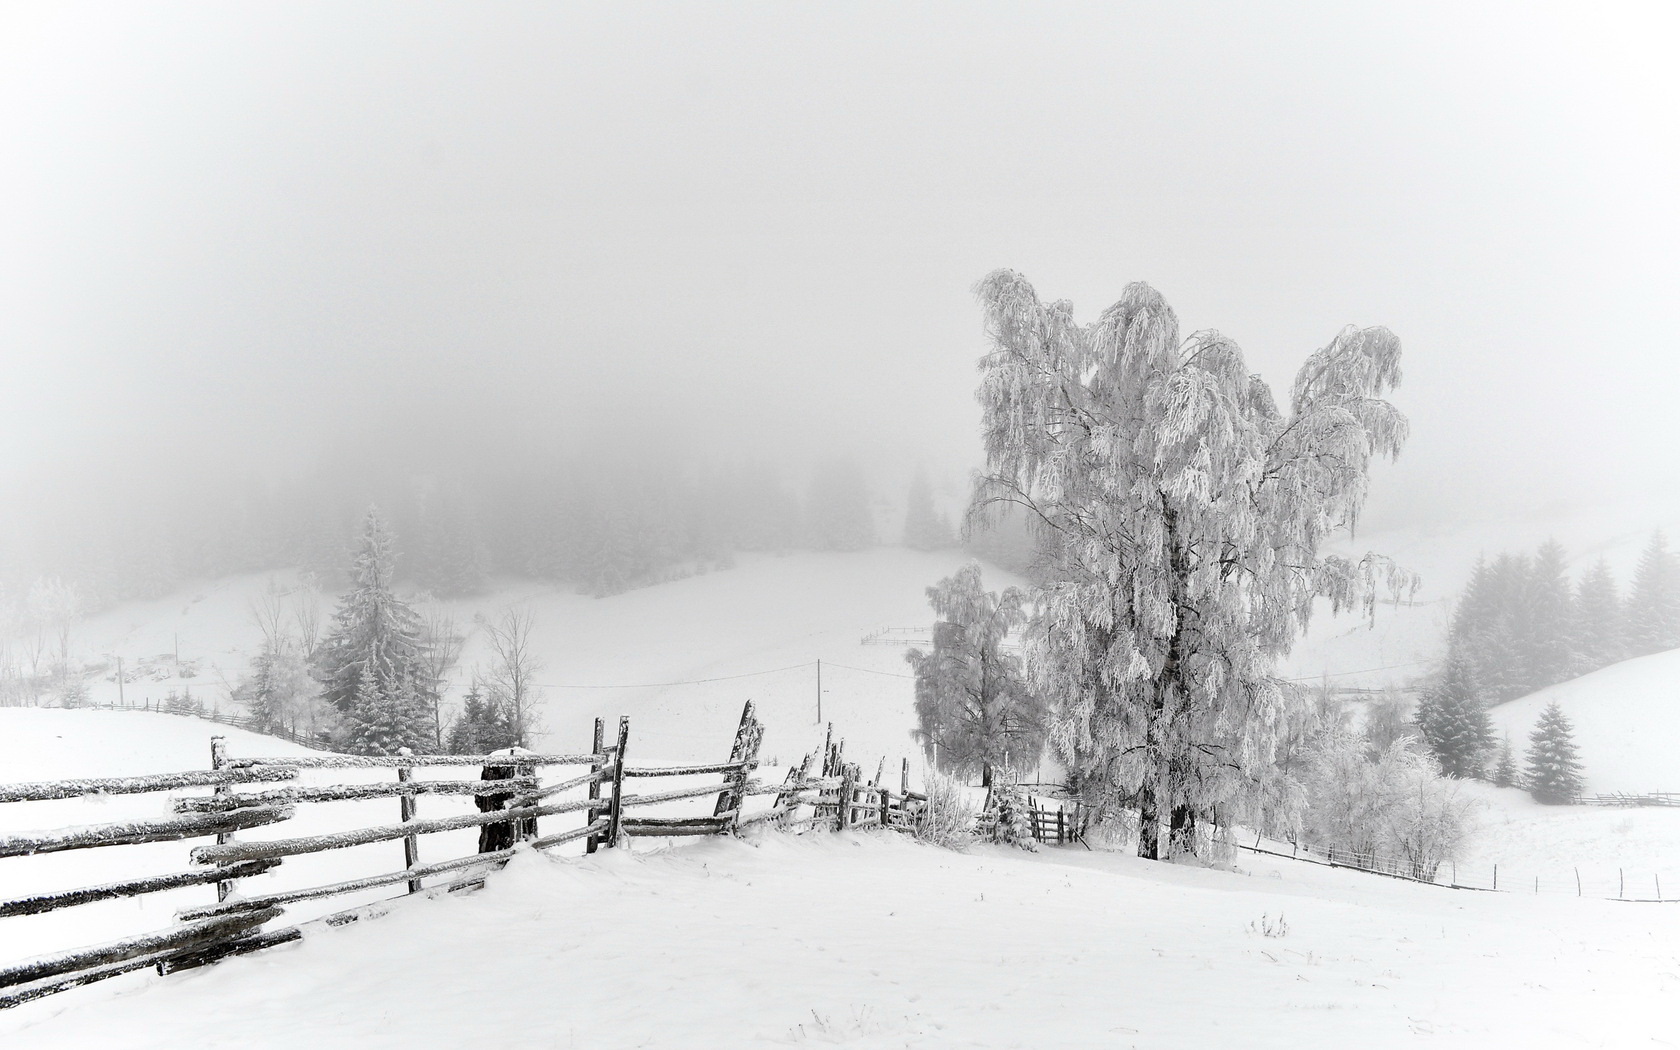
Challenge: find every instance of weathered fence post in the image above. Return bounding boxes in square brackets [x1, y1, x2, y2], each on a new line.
[210, 736, 233, 903]
[837, 764, 856, 831]
[1575, 867, 1581, 896]
[1057, 805, 1066, 846]
[397, 747, 420, 893]
[1493, 864, 1498, 892]
[606, 716, 630, 847]
[901, 757, 909, 796]
[714, 701, 761, 825]
[1619, 867, 1624, 899]
[586, 717, 605, 854]
[475, 748, 536, 853]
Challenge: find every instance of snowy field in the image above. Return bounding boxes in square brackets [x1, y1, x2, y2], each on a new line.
[1, 831, 1675, 1049]
[6, 546, 1680, 1045]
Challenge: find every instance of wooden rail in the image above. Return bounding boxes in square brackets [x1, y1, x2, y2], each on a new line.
[0, 702, 983, 1011]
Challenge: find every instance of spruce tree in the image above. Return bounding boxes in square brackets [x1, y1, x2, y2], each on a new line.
[1570, 558, 1623, 675]
[1491, 736, 1516, 788]
[1415, 652, 1494, 779]
[312, 508, 436, 755]
[1626, 532, 1680, 658]
[1524, 701, 1584, 804]
[1523, 540, 1574, 693]
[903, 467, 955, 551]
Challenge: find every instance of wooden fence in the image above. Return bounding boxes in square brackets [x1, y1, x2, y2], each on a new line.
[1, 702, 1089, 1010]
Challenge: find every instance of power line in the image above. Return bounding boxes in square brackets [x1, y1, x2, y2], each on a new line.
[820, 660, 917, 680]
[1281, 660, 1430, 683]
[531, 662, 815, 690]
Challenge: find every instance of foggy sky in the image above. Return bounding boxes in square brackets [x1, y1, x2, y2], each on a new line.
[3, 1, 1678, 530]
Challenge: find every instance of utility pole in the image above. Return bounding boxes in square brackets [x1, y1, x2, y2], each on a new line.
[815, 659, 822, 724]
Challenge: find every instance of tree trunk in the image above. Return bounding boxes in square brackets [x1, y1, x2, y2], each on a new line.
[1169, 802, 1196, 858]
[1135, 781, 1160, 859]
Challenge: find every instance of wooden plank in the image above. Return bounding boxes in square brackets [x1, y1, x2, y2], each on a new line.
[619, 780, 749, 810]
[0, 806, 294, 860]
[621, 824, 730, 838]
[606, 716, 630, 847]
[0, 907, 281, 989]
[226, 752, 597, 770]
[621, 760, 749, 778]
[586, 717, 605, 854]
[0, 860, 279, 919]
[622, 815, 732, 830]
[190, 799, 576, 865]
[178, 851, 520, 920]
[0, 766, 297, 804]
[173, 778, 542, 812]
[531, 817, 609, 851]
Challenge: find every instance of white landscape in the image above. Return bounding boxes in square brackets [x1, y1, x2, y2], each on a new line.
[5, 3, 1680, 1048]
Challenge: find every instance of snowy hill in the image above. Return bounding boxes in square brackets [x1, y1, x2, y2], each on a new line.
[58, 549, 1019, 771]
[1488, 648, 1680, 795]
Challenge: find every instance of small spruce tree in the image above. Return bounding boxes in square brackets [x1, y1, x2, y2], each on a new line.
[1491, 736, 1516, 788]
[1524, 701, 1584, 804]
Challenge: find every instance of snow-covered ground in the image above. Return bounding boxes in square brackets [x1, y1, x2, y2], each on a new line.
[1, 831, 1674, 1049]
[8, 545, 1680, 1045]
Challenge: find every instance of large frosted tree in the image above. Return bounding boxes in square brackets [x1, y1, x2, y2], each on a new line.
[971, 271, 1411, 859]
[906, 562, 1046, 784]
[1626, 532, 1680, 658]
[312, 508, 435, 755]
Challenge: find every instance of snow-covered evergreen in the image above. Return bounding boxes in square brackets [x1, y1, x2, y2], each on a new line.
[902, 467, 955, 552]
[1414, 651, 1494, 779]
[311, 509, 436, 755]
[1625, 531, 1680, 658]
[1524, 701, 1584, 804]
[1569, 558, 1623, 675]
[971, 271, 1410, 860]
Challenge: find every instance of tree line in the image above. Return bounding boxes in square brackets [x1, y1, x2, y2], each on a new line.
[1444, 533, 1680, 705]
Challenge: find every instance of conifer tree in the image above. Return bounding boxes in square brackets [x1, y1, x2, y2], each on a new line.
[1523, 540, 1574, 693]
[906, 563, 1045, 783]
[903, 467, 955, 551]
[1524, 701, 1584, 804]
[1570, 558, 1623, 675]
[1415, 652, 1494, 778]
[312, 508, 435, 754]
[971, 271, 1411, 860]
[1626, 532, 1680, 658]
[1491, 735, 1516, 788]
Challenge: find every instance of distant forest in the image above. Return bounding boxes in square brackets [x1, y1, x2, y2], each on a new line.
[1446, 533, 1680, 703]
[0, 455, 1033, 616]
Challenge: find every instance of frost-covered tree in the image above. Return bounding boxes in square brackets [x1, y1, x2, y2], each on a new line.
[971, 271, 1411, 860]
[1626, 532, 1680, 658]
[445, 681, 519, 753]
[1523, 540, 1574, 692]
[906, 563, 1046, 784]
[312, 508, 435, 754]
[1491, 735, 1516, 788]
[1570, 558, 1623, 675]
[1524, 701, 1584, 804]
[1414, 651, 1493, 779]
[903, 467, 955, 551]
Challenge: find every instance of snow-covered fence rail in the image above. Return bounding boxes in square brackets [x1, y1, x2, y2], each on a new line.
[0, 701, 960, 1010]
[1576, 791, 1680, 808]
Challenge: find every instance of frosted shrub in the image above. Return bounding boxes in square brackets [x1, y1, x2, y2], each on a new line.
[913, 771, 977, 849]
[1301, 729, 1475, 881]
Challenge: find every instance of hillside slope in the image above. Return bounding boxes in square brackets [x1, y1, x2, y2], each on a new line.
[1488, 648, 1680, 795]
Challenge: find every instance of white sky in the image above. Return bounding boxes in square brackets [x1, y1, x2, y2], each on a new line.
[2, 1, 1677, 528]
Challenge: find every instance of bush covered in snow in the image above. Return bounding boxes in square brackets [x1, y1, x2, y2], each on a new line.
[913, 770, 977, 850]
[977, 781, 1037, 850]
[1299, 729, 1476, 881]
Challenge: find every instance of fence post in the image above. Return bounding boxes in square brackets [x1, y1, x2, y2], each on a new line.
[1057, 806, 1066, 846]
[1619, 867, 1624, 899]
[586, 717, 605, 854]
[397, 747, 420, 893]
[1493, 864, 1498, 892]
[901, 757, 909, 796]
[714, 701, 759, 822]
[210, 736, 233, 903]
[606, 716, 630, 847]
[837, 764, 856, 831]
[1575, 867, 1581, 897]
[1658, 874, 1663, 902]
